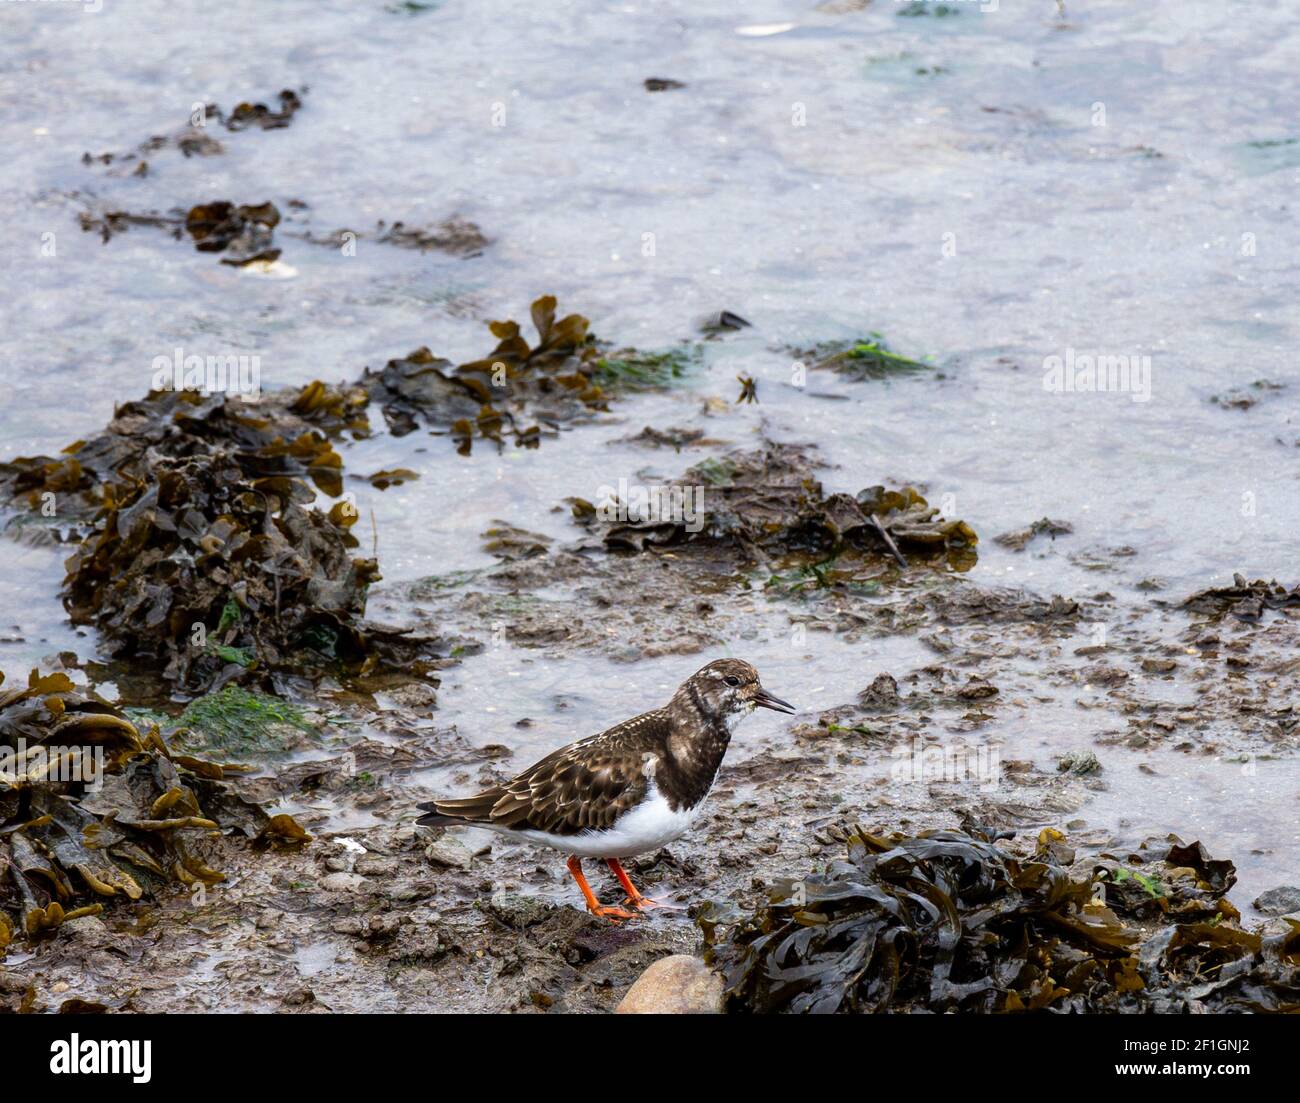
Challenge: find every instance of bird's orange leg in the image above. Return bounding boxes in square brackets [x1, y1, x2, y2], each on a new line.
[567, 856, 635, 922]
[606, 858, 682, 911]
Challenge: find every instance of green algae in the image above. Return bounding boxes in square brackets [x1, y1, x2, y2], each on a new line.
[173, 686, 318, 757]
[811, 336, 932, 381]
[592, 347, 700, 391]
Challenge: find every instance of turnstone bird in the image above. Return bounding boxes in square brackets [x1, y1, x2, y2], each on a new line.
[417, 658, 795, 921]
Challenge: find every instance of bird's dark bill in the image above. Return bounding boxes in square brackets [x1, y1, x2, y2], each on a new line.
[754, 687, 796, 714]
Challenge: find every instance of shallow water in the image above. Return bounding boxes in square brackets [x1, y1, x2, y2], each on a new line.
[2, 1, 1297, 908]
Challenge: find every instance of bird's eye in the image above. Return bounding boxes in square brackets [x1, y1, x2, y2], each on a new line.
[724, 676, 741, 687]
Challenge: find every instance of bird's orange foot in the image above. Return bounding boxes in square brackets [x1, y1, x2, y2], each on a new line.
[603, 858, 684, 914]
[587, 902, 637, 923]
[569, 857, 637, 922]
[625, 894, 684, 912]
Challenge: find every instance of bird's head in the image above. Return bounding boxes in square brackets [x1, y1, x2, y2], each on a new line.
[674, 658, 795, 728]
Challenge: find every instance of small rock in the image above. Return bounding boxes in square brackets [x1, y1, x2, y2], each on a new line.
[320, 871, 367, 893]
[857, 673, 899, 710]
[1141, 658, 1178, 674]
[424, 836, 474, 870]
[616, 955, 724, 1014]
[1253, 885, 1300, 917]
[59, 916, 111, 946]
[957, 677, 999, 700]
[994, 517, 1073, 551]
[1081, 663, 1129, 686]
[386, 682, 438, 708]
[390, 874, 440, 901]
[699, 310, 751, 334]
[1057, 750, 1102, 775]
[487, 891, 557, 929]
[364, 914, 401, 940]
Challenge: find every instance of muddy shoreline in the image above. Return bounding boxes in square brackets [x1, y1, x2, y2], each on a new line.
[3, 0, 1299, 1014]
[2, 373, 1296, 1011]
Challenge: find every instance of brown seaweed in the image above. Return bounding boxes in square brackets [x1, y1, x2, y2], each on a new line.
[78, 200, 283, 262]
[362, 295, 608, 451]
[1, 384, 448, 693]
[185, 200, 280, 257]
[77, 197, 488, 264]
[80, 89, 306, 174]
[1, 383, 370, 542]
[570, 443, 977, 570]
[0, 670, 306, 951]
[1181, 573, 1300, 622]
[225, 90, 305, 131]
[373, 217, 489, 257]
[995, 518, 1073, 551]
[701, 823, 1300, 1013]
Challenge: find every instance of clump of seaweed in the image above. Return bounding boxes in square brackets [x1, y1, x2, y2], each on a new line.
[76, 205, 187, 245]
[81, 90, 306, 175]
[291, 216, 490, 259]
[363, 295, 610, 453]
[1208, 380, 1285, 411]
[1181, 574, 1300, 623]
[1, 383, 369, 542]
[373, 216, 489, 257]
[62, 449, 380, 692]
[224, 89, 305, 131]
[360, 298, 699, 453]
[167, 686, 319, 758]
[77, 197, 490, 266]
[701, 824, 1300, 1013]
[591, 347, 700, 391]
[796, 335, 932, 382]
[1, 384, 448, 693]
[569, 442, 977, 570]
[79, 199, 283, 263]
[186, 200, 281, 262]
[0, 670, 307, 953]
[995, 517, 1073, 551]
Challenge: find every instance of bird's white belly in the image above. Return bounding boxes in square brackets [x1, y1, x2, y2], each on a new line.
[507, 784, 704, 859]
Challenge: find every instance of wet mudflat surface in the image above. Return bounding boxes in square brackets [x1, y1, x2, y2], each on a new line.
[1, 1, 1297, 1012]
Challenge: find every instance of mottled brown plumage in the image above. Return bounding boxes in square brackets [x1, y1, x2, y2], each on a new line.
[423, 712, 663, 834]
[416, 659, 794, 920]
[417, 659, 792, 836]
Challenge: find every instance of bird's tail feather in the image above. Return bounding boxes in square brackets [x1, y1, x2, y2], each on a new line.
[416, 793, 499, 828]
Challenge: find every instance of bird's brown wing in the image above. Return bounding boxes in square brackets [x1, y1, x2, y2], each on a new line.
[418, 712, 667, 836]
[485, 738, 651, 834]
